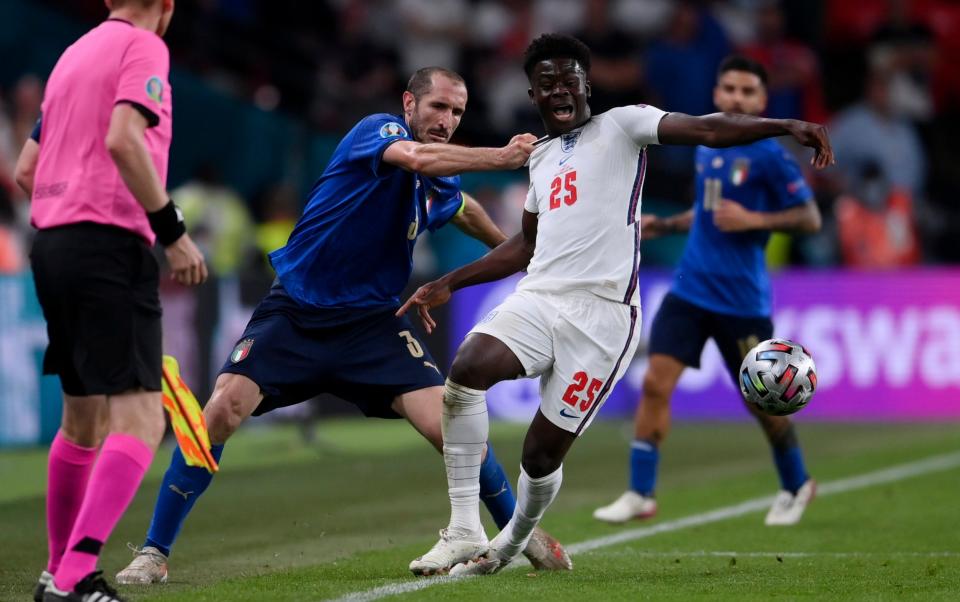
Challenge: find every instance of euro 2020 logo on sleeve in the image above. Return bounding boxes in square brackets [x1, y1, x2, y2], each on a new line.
[145, 76, 164, 104]
[380, 122, 408, 139]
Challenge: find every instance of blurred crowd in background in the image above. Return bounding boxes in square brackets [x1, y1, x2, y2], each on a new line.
[2, 0, 959, 284]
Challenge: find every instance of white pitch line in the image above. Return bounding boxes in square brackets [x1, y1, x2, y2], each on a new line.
[327, 450, 960, 602]
[601, 550, 960, 559]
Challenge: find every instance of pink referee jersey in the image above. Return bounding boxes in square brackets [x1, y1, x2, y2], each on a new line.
[31, 19, 172, 245]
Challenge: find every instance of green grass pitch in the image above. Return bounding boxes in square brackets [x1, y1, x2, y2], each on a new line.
[1, 419, 958, 601]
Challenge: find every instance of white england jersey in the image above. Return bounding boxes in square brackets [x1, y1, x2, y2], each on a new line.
[518, 104, 668, 306]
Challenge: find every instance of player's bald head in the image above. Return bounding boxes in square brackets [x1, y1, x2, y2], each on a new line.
[406, 67, 466, 101]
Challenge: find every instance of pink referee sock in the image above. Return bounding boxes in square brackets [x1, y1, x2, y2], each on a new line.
[46, 432, 99, 574]
[53, 433, 154, 592]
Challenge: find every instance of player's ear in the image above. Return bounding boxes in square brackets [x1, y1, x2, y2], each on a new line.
[585, 80, 591, 98]
[528, 87, 535, 104]
[402, 91, 416, 116]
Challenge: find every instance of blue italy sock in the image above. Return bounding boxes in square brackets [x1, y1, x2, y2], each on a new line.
[629, 439, 658, 496]
[478, 443, 516, 530]
[144, 444, 224, 557]
[772, 445, 809, 494]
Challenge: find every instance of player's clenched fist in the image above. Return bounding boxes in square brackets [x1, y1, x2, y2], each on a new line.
[396, 277, 453, 334]
[165, 233, 209, 286]
[498, 133, 539, 169]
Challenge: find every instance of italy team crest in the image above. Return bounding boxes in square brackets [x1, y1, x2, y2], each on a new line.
[730, 158, 750, 186]
[230, 339, 254, 363]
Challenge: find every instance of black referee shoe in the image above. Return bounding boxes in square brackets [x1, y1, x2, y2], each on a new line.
[43, 570, 127, 602]
[33, 570, 53, 602]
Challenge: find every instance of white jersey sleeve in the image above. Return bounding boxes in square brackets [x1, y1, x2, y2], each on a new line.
[605, 104, 668, 148]
[524, 180, 538, 213]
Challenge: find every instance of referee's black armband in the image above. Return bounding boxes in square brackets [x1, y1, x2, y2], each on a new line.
[30, 116, 42, 142]
[148, 199, 186, 246]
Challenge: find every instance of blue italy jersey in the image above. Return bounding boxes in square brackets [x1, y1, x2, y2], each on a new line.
[671, 139, 812, 317]
[269, 113, 465, 308]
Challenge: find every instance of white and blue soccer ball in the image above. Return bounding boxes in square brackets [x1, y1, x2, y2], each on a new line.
[739, 338, 817, 416]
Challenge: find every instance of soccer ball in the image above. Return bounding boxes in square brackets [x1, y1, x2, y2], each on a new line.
[739, 338, 817, 416]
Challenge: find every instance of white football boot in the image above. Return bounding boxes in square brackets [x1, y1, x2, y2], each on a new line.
[115, 545, 169, 584]
[765, 479, 817, 526]
[409, 528, 489, 576]
[522, 526, 573, 570]
[593, 491, 658, 524]
[449, 550, 506, 577]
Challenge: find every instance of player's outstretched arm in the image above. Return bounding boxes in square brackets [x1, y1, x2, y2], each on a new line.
[382, 134, 537, 177]
[713, 198, 821, 234]
[451, 192, 508, 248]
[397, 210, 538, 333]
[658, 113, 835, 169]
[14, 138, 39, 197]
[641, 209, 695, 239]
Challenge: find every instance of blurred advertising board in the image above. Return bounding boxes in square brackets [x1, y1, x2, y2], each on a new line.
[450, 269, 960, 422]
[2, 269, 958, 446]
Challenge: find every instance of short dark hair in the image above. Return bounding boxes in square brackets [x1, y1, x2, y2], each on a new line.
[406, 67, 465, 100]
[718, 55, 768, 86]
[522, 33, 591, 78]
[110, 0, 160, 8]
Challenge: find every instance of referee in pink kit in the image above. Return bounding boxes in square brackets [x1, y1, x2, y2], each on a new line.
[14, 1, 206, 600]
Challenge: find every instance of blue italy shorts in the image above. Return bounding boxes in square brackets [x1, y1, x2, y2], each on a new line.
[220, 283, 444, 418]
[648, 292, 773, 385]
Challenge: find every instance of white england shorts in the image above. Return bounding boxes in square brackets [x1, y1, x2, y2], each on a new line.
[469, 289, 641, 436]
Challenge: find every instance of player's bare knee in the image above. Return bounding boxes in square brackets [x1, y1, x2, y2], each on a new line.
[521, 449, 561, 479]
[641, 373, 672, 406]
[60, 421, 102, 448]
[205, 398, 242, 442]
[205, 383, 253, 442]
[643, 426, 668, 446]
[450, 344, 519, 392]
[448, 351, 488, 390]
[141, 410, 166, 450]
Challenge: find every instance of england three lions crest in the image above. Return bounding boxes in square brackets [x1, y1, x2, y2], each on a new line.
[560, 131, 581, 153]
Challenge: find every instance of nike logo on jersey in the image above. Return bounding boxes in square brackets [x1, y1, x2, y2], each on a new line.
[559, 408, 579, 418]
[558, 155, 573, 166]
[169, 484, 194, 500]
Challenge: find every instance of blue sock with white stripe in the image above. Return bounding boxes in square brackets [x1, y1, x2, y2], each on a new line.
[143, 444, 225, 557]
[479, 443, 516, 530]
[629, 439, 658, 496]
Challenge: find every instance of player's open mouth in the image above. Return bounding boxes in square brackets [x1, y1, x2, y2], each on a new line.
[552, 105, 575, 120]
